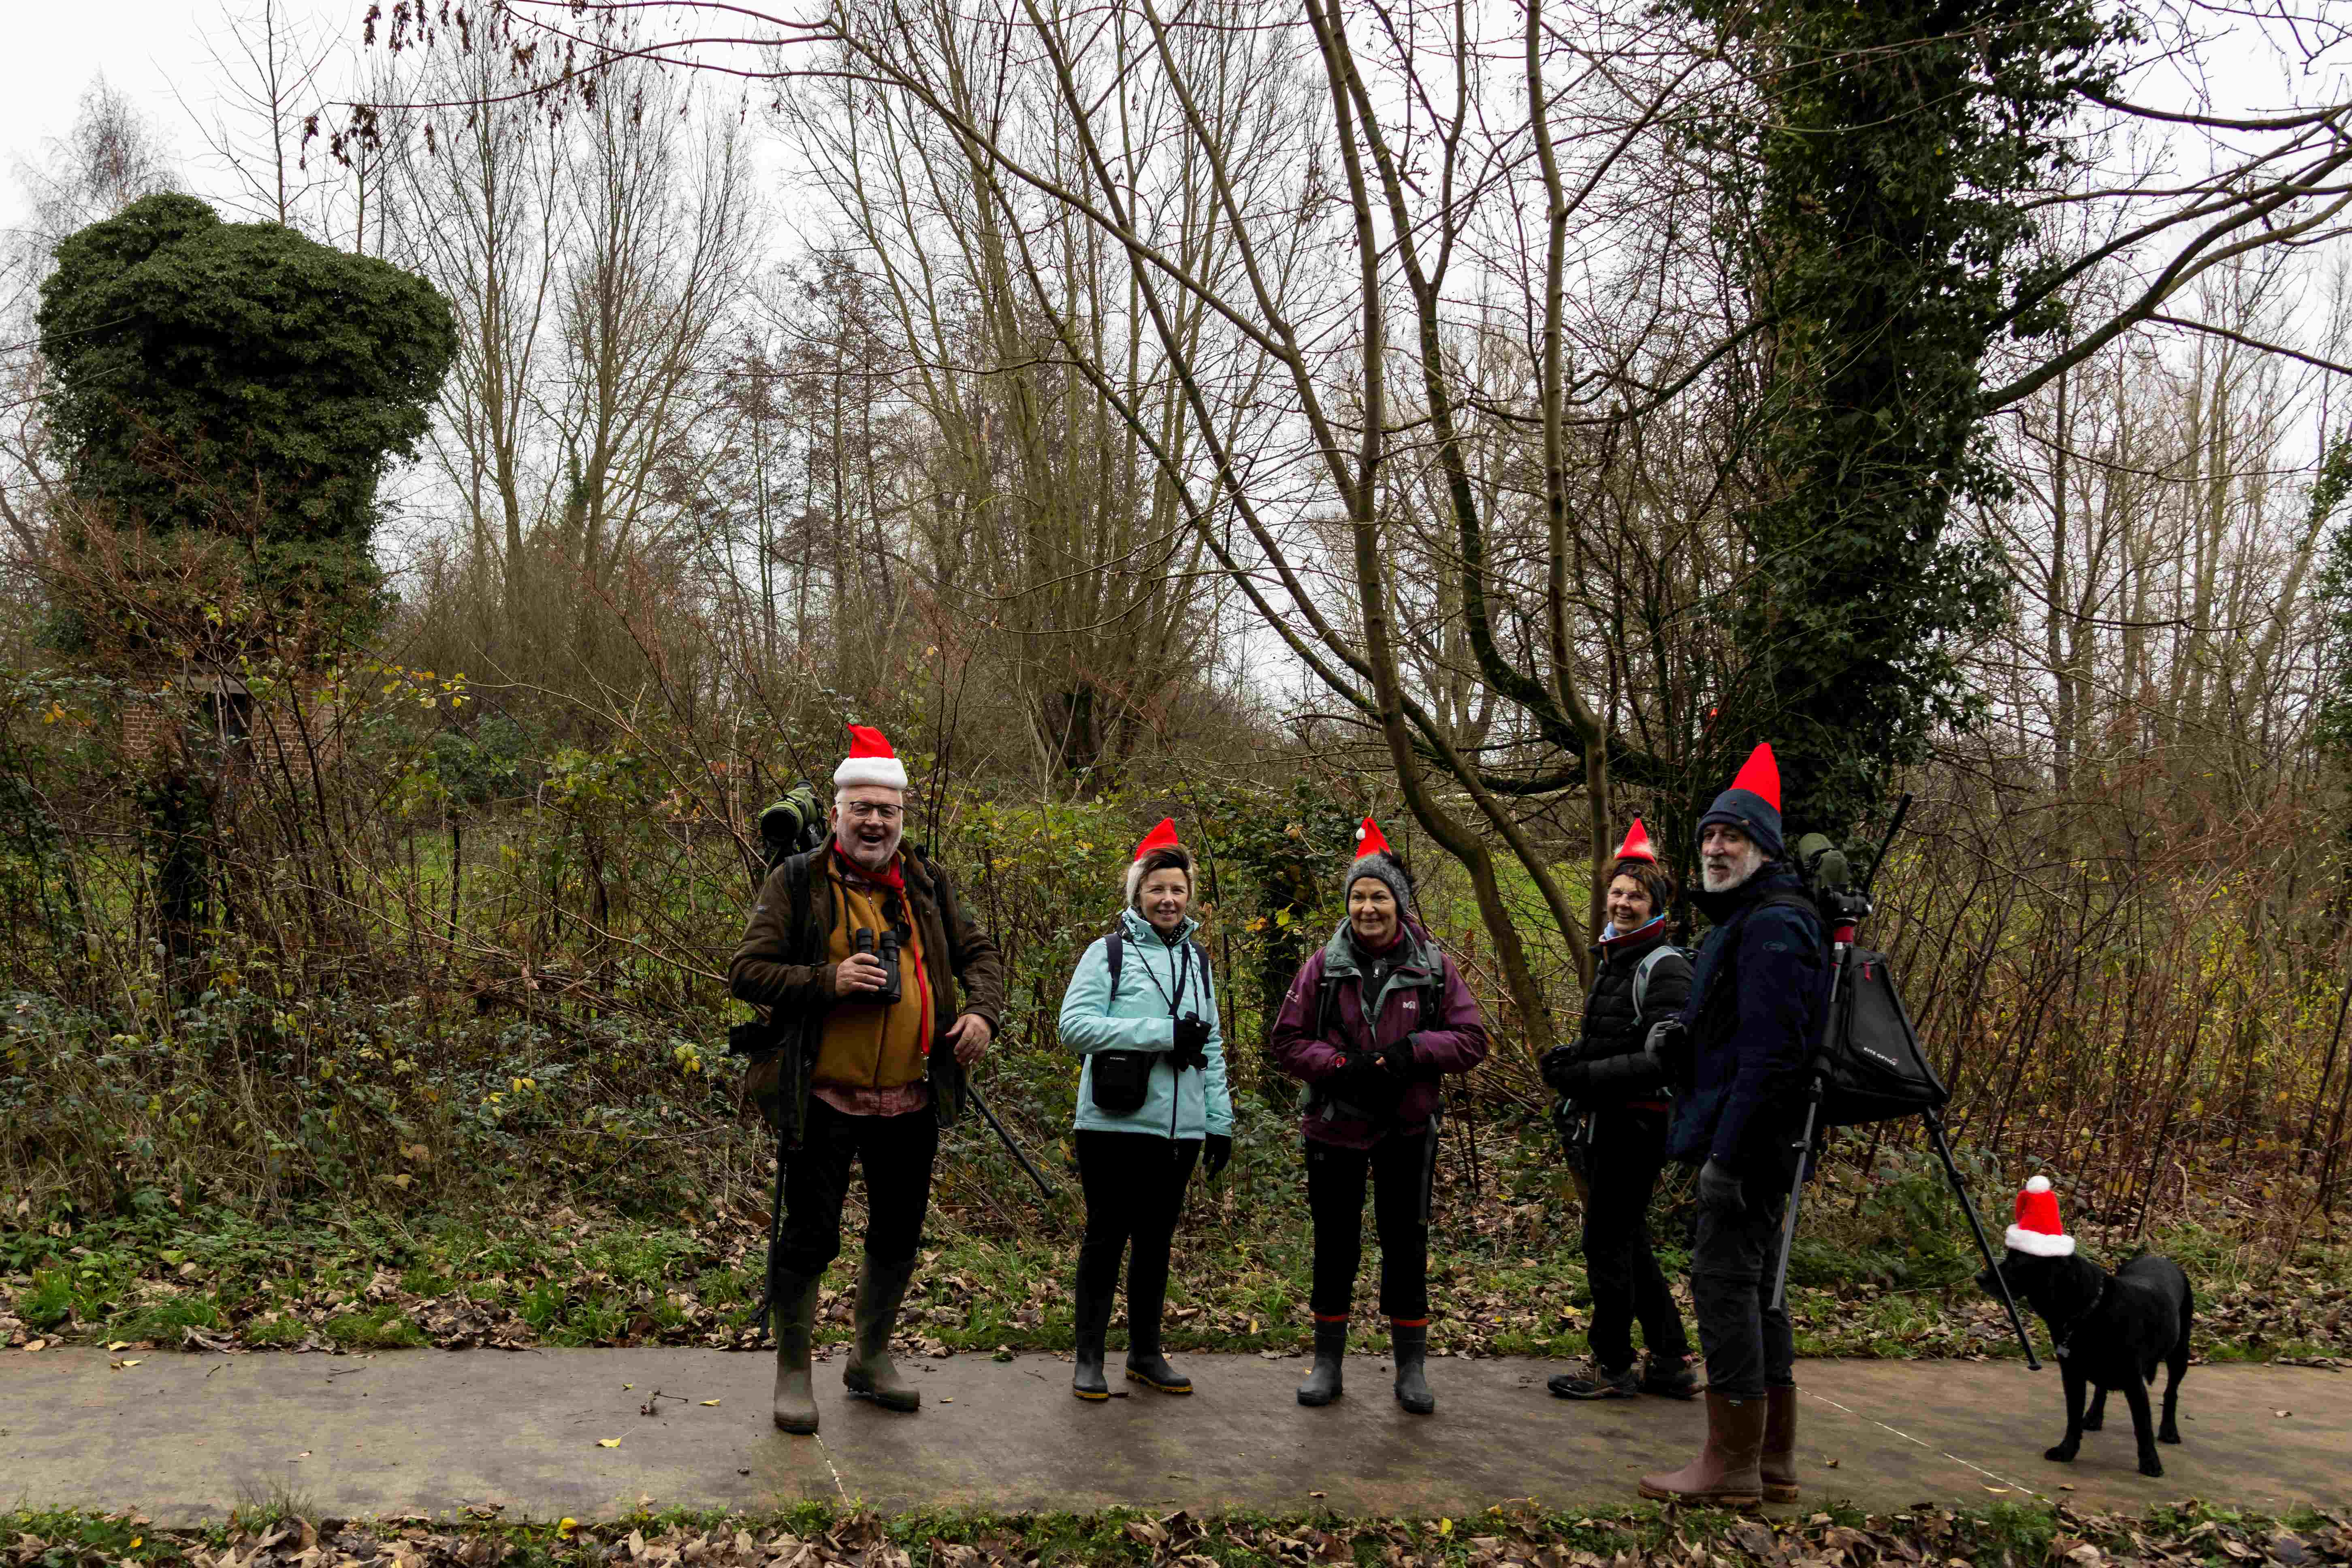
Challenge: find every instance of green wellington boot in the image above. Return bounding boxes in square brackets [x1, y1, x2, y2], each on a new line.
[770, 1272, 823, 1434]
[842, 1255, 921, 1412]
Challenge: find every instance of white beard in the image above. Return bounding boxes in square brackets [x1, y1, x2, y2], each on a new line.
[1701, 842, 1766, 892]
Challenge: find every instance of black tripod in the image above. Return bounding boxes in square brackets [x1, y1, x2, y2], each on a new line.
[1766, 795, 2041, 1370]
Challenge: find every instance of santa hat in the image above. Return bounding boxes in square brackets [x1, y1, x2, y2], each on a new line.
[833, 724, 909, 793]
[1613, 817, 1658, 865]
[1125, 818, 1193, 907]
[1697, 742, 1785, 860]
[1345, 816, 1412, 909]
[2005, 1175, 2075, 1258]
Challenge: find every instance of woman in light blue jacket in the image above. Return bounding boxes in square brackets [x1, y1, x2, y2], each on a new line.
[1058, 819, 1234, 1402]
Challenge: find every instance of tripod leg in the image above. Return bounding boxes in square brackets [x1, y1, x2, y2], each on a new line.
[1768, 1098, 1819, 1313]
[1927, 1113, 2040, 1370]
[970, 1085, 1059, 1203]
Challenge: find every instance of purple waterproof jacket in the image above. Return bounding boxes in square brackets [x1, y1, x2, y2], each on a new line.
[1271, 919, 1490, 1149]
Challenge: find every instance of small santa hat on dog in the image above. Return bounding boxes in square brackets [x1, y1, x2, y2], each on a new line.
[834, 724, 909, 793]
[1613, 817, 1658, 864]
[2005, 1175, 2075, 1258]
[1125, 818, 1192, 907]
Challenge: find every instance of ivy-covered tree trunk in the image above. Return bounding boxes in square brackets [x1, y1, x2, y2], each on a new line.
[1686, 0, 2123, 840]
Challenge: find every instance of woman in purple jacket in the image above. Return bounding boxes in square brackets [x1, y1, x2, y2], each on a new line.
[1271, 818, 1490, 1414]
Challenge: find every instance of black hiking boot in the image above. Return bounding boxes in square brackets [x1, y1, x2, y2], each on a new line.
[1641, 1352, 1701, 1401]
[1549, 1358, 1640, 1399]
[1296, 1319, 1346, 1406]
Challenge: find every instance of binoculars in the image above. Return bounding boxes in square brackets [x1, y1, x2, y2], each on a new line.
[853, 927, 904, 1006]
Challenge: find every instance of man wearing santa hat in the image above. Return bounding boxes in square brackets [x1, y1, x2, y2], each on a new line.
[729, 725, 1005, 1436]
[1639, 743, 1827, 1508]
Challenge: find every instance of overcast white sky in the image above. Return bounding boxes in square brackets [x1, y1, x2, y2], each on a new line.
[4, 0, 367, 232]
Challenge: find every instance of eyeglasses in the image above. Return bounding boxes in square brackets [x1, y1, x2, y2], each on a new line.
[841, 800, 904, 822]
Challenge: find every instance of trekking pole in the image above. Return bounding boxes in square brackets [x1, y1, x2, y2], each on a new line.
[1769, 795, 1910, 1313]
[1925, 1109, 2041, 1368]
[968, 1083, 1058, 1204]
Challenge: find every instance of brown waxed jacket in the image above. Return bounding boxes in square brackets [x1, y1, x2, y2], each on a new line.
[728, 838, 1005, 1145]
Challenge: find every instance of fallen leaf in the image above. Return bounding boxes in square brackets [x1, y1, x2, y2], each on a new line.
[557, 1520, 580, 1540]
[597, 1438, 621, 1449]
[107, 1341, 130, 1352]
[2276, 1410, 2292, 1418]
[129, 1540, 141, 1551]
[699, 1399, 720, 1406]
[23, 1339, 46, 1352]
[1437, 1519, 1453, 1537]
[1983, 1486, 2009, 1494]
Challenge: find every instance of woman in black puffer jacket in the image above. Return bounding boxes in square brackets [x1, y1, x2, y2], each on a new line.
[1540, 824, 1698, 1401]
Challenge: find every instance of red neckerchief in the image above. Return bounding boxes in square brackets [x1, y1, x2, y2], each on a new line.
[832, 843, 906, 891]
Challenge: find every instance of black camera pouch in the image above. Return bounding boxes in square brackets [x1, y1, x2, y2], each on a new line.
[1089, 1049, 1154, 1114]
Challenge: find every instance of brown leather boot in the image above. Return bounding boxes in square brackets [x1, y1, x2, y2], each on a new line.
[1640, 1389, 1766, 1506]
[1761, 1385, 1799, 1502]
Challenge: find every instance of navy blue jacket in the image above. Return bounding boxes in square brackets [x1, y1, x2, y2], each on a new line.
[1666, 866, 1826, 1173]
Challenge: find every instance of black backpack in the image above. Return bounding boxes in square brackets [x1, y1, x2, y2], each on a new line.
[1815, 946, 1948, 1127]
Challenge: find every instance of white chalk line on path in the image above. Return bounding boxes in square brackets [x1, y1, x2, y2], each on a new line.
[1799, 1387, 2044, 1501]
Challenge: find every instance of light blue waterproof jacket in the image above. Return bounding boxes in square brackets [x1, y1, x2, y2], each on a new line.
[1060, 907, 1234, 1140]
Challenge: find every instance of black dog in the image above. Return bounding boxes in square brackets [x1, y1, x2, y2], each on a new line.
[1977, 1248, 2193, 1477]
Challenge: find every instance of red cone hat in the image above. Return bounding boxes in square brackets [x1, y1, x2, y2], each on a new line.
[834, 724, 908, 792]
[1613, 817, 1658, 864]
[1354, 817, 1392, 858]
[2004, 1175, 2075, 1258]
[1126, 818, 1192, 906]
[1133, 818, 1181, 860]
[1729, 742, 1781, 811]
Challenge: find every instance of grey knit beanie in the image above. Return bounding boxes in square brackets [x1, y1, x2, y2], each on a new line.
[1345, 851, 1412, 912]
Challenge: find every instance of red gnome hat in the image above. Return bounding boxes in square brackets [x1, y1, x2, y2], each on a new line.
[1133, 818, 1181, 860]
[834, 724, 908, 792]
[1125, 818, 1190, 907]
[1354, 816, 1393, 858]
[1730, 742, 1780, 809]
[2005, 1175, 2075, 1258]
[1699, 740, 1787, 860]
[1613, 817, 1658, 864]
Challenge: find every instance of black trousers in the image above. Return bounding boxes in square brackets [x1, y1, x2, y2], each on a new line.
[1687, 1171, 1795, 1402]
[1075, 1130, 1200, 1335]
[775, 1097, 938, 1277]
[1579, 1108, 1690, 1370]
[1306, 1132, 1429, 1322]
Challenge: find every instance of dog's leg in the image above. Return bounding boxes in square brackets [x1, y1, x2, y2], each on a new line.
[2159, 1306, 2190, 1446]
[2045, 1363, 2085, 1463]
[2121, 1375, 2162, 1477]
[2082, 1383, 2106, 1432]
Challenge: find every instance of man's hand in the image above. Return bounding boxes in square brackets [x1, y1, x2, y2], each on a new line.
[834, 953, 889, 997]
[946, 1011, 994, 1066]
[1376, 1035, 1418, 1075]
[1202, 1132, 1233, 1180]
[1697, 1158, 1747, 1218]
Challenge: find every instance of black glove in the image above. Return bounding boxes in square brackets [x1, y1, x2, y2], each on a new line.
[1202, 1133, 1233, 1180]
[1330, 1057, 1399, 1110]
[1646, 1018, 1691, 1084]
[1376, 1035, 1418, 1076]
[1170, 1014, 1212, 1072]
[1540, 1045, 1590, 1094]
[1697, 1158, 1747, 1218]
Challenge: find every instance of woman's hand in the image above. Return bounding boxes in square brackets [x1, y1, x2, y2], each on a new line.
[1202, 1133, 1233, 1179]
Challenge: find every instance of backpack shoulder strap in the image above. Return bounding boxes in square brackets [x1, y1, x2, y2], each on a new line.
[783, 850, 818, 954]
[1633, 945, 1677, 1018]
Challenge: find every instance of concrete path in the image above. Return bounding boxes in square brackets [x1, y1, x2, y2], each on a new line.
[3, 1347, 2344, 1523]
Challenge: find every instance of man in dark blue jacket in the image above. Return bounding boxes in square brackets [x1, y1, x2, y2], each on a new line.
[1640, 743, 1825, 1507]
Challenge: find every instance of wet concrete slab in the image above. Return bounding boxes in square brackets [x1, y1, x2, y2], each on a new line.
[2, 1347, 2343, 1523]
